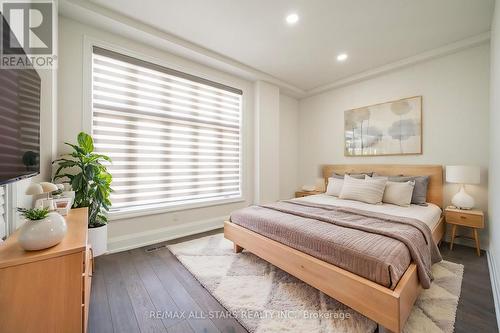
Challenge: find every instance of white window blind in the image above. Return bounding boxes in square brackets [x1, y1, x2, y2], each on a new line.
[92, 47, 243, 213]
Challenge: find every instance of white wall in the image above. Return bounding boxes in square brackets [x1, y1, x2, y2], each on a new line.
[37, 69, 58, 181]
[488, 0, 500, 323]
[279, 94, 299, 199]
[58, 16, 255, 252]
[255, 88, 299, 202]
[299, 44, 490, 246]
[254, 81, 280, 203]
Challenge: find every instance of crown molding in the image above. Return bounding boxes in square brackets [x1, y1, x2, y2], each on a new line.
[58, 1, 490, 101]
[305, 32, 491, 98]
[58, 0, 306, 98]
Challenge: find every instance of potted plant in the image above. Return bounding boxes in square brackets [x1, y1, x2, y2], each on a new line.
[17, 208, 67, 251]
[53, 132, 112, 256]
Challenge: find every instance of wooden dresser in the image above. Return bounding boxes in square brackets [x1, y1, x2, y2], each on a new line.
[0, 208, 93, 333]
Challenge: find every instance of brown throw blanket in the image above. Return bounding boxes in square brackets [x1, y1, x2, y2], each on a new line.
[230, 200, 442, 289]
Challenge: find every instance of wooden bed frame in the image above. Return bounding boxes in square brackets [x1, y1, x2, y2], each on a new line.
[224, 164, 445, 333]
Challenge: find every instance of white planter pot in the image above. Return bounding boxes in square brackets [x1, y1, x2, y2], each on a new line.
[18, 212, 67, 251]
[88, 224, 107, 256]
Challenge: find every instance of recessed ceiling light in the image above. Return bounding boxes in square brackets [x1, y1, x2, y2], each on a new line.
[286, 13, 299, 25]
[337, 53, 348, 62]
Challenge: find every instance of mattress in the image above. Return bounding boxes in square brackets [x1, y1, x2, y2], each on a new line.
[294, 194, 442, 230]
[230, 197, 442, 289]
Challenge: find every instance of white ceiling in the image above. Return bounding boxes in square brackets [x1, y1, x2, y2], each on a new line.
[88, 0, 494, 91]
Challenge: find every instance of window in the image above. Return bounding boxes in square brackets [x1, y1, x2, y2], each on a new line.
[91, 47, 243, 214]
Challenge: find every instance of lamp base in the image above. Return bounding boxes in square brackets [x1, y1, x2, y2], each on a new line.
[451, 185, 475, 210]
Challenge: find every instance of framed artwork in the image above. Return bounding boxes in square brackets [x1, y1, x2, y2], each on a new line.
[344, 96, 422, 156]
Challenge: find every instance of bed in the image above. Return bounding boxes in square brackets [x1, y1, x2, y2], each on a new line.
[224, 164, 445, 333]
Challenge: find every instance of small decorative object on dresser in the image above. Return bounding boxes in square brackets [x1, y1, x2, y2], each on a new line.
[295, 190, 324, 198]
[445, 206, 484, 256]
[25, 181, 58, 210]
[53, 198, 72, 216]
[17, 208, 67, 251]
[446, 165, 480, 209]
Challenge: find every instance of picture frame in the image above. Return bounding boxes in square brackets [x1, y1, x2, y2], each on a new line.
[344, 96, 422, 156]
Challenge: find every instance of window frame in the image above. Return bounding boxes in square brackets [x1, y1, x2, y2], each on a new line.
[83, 36, 247, 221]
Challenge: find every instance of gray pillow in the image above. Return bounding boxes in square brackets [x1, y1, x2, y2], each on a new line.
[387, 175, 429, 206]
[332, 172, 373, 180]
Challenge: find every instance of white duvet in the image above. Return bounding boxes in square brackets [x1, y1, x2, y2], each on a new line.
[293, 193, 442, 230]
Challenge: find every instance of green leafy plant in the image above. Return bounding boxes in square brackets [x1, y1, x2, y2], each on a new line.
[53, 132, 113, 228]
[18, 208, 49, 221]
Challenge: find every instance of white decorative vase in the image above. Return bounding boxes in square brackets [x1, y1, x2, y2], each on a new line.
[18, 212, 67, 251]
[452, 185, 475, 210]
[88, 224, 107, 257]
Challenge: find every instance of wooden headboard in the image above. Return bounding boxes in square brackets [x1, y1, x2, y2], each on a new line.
[322, 164, 444, 208]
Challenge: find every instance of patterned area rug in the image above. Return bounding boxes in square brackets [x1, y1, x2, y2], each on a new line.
[168, 234, 463, 333]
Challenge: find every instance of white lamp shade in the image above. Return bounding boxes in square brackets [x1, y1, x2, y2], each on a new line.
[40, 182, 58, 193]
[25, 183, 43, 195]
[446, 165, 480, 184]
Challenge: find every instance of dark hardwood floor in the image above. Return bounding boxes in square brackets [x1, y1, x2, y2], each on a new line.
[439, 243, 498, 333]
[89, 230, 498, 333]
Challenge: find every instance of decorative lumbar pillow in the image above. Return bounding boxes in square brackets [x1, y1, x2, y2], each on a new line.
[326, 177, 344, 196]
[339, 175, 387, 204]
[388, 175, 429, 206]
[382, 180, 415, 207]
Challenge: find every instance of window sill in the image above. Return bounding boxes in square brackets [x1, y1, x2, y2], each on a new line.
[108, 195, 245, 221]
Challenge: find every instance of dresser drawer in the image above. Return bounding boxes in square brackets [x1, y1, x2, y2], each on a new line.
[446, 211, 484, 228]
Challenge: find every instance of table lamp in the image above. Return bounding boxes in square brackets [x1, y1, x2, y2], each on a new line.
[25, 182, 59, 210]
[446, 165, 480, 209]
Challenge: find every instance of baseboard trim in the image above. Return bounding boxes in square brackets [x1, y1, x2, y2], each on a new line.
[106, 216, 226, 254]
[487, 249, 500, 330]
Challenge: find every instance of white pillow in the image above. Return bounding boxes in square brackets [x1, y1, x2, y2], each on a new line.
[339, 175, 387, 204]
[326, 177, 344, 196]
[366, 176, 415, 207]
[382, 180, 415, 207]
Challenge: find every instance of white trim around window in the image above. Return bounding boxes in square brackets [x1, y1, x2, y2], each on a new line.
[82, 36, 249, 221]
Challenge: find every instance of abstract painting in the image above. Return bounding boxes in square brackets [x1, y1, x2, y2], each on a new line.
[344, 96, 422, 156]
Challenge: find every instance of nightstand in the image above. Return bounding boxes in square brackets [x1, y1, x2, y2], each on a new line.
[295, 190, 324, 198]
[445, 207, 484, 256]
